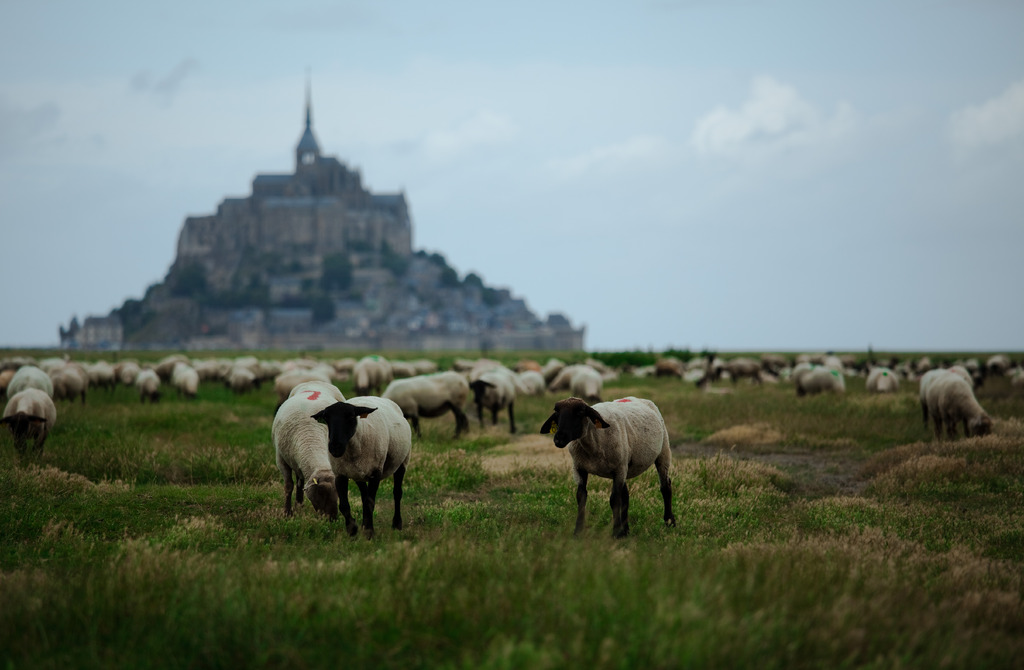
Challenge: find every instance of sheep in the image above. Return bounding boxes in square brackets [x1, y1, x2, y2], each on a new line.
[382, 371, 470, 438]
[539, 396, 675, 538]
[654, 357, 684, 378]
[135, 369, 161, 403]
[866, 366, 899, 393]
[170, 362, 199, 400]
[7, 366, 54, 399]
[117, 361, 141, 386]
[226, 366, 258, 395]
[569, 365, 603, 404]
[468, 366, 518, 433]
[311, 396, 412, 539]
[86, 361, 117, 392]
[540, 358, 566, 384]
[547, 364, 589, 392]
[794, 365, 845, 396]
[986, 354, 1011, 377]
[274, 368, 332, 409]
[0, 369, 14, 398]
[918, 368, 972, 427]
[514, 370, 547, 396]
[353, 355, 392, 396]
[272, 386, 342, 520]
[2, 388, 57, 457]
[155, 354, 190, 382]
[50, 364, 88, 403]
[924, 372, 993, 440]
[723, 357, 762, 385]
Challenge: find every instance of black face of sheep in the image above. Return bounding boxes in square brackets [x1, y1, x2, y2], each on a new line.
[312, 402, 377, 458]
[539, 398, 610, 448]
[1, 414, 46, 455]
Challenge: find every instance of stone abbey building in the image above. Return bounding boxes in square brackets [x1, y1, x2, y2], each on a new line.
[62, 88, 585, 351]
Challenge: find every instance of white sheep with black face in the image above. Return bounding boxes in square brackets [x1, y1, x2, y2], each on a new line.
[352, 355, 393, 396]
[540, 396, 675, 538]
[793, 365, 845, 396]
[7, 366, 54, 399]
[569, 365, 603, 404]
[312, 396, 412, 539]
[2, 388, 57, 457]
[382, 371, 470, 438]
[135, 369, 161, 404]
[272, 385, 342, 521]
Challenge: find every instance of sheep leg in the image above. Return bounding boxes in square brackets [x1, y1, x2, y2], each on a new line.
[356, 477, 380, 540]
[391, 463, 406, 530]
[933, 414, 943, 440]
[610, 478, 630, 538]
[947, 414, 959, 440]
[280, 464, 295, 516]
[336, 476, 358, 536]
[295, 474, 305, 506]
[656, 454, 676, 528]
[409, 415, 422, 438]
[573, 470, 589, 535]
[508, 402, 516, 434]
[921, 401, 929, 427]
[491, 407, 499, 426]
[448, 402, 469, 438]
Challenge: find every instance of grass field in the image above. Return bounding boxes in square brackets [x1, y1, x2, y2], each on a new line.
[2, 352, 1023, 669]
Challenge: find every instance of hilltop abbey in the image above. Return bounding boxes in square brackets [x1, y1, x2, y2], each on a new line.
[61, 87, 584, 351]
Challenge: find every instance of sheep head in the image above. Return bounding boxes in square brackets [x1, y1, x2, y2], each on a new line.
[304, 473, 340, 520]
[539, 397, 610, 449]
[312, 402, 377, 458]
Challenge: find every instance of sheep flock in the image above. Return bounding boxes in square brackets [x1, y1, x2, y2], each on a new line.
[2, 349, 1020, 539]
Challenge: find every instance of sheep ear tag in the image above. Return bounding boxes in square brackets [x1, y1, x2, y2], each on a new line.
[548, 421, 558, 434]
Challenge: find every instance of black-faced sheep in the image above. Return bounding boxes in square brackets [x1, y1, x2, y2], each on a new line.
[569, 365, 603, 404]
[794, 365, 845, 396]
[539, 396, 675, 538]
[919, 368, 972, 427]
[924, 371, 993, 440]
[272, 384, 342, 520]
[312, 396, 412, 539]
[381, 371, 470, 438]
[2, 388, 57, 457]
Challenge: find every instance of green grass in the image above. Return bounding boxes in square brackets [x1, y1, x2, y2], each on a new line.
[1, 352, 1023, 669]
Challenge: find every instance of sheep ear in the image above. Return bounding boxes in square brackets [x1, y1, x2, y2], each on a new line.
[586, 407, 610, 429]
[310, 409, 327, 424]
[354, 406, 377, 420]
[539, 412, 558, 435]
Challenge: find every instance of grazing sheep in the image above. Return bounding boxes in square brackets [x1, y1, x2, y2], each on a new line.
[135, 369, 161, 403]
[155, 354, 190, 382]
[919, 368, 972, 427]
[171, 363, 199, 400]
[540, 358, 566, 384]
[794, 365, 846, 396]
[569, 365, 603, 404]
[986, 354, 1011, 377]
[382, 371, 470, 438]
[86, 361, 117, 392]
[469, 367, 518, 433]
[117, 361, 142, 386]
[654, 357, 684, 378]
[274, 368, 332, 408]
[724, 357, 763, 385]
[272, 386, 341, 520]
[924, 372, 993, 440]
[50, 364, 88, 403]
[866, 367, 899, 393]
[353, 355, 393, 396]
[7, 366, 54, 399]
[2, 388, 57, 457]
[540, 396, 675, 538]
[226, 366, 258, 395]
[514, 370, 547, 396]
[311, 396, 412, 539]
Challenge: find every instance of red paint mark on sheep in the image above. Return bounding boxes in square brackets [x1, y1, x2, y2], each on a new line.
[305, 391, 321, 401]
[615, 398, 632, 403]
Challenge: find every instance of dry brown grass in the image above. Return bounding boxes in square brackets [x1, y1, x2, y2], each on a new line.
[702, 423, 784, 447]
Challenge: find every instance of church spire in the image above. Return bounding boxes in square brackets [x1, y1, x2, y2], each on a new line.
[296, 71, 321, 168]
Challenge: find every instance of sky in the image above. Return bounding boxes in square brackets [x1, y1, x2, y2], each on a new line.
[1, 0, 1022, 353]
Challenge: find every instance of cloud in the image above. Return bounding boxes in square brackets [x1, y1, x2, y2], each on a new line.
[0, 97, 60, 159]
[691, 76, 858, 160]
[420, 110, 517, 161]
[947, 79, 1024, 151]
[130, 58, 199, 104]
[545, 135, 670, 180]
